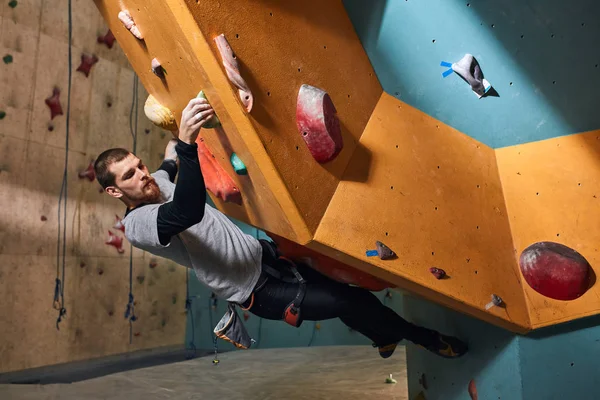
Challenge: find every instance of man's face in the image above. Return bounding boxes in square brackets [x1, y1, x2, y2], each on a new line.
[105, 154, 161, 206]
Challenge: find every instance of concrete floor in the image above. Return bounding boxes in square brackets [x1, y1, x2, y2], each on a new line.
[0, 345, 408, 400]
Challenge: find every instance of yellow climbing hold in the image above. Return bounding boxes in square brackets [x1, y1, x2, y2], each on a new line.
[144, 94, 177, 131]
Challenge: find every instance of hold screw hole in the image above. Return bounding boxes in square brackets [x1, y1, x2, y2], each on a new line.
[269, 12, 273, 16]
[235, 34, 239, 39]
[298, 68, 301, 72]
[432, 39, 436, 43]
[509, 82, 513, 86]
[295, 146, 299, 150]
[267, 91, 271, 96]
[491, 24, 495, 28]
[520, 34, 525, 39]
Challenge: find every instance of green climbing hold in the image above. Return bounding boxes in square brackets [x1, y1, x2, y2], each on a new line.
[3, 54, 13, 64]
[8, 0, 17, 8]
[230, 153, 247, 175]
[0, 111, 6, 120]
[196, 90, 221, 128]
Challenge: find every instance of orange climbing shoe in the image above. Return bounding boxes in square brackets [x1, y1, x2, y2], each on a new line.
[374, 342, 399, 359]
[420, 332, 468, 359]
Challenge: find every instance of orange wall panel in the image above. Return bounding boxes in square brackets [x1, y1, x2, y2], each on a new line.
[92, 0, 309, 243]
[496, 131, 600, 329]
[183, 0, 383, 233]
[314, 93, 531, 332]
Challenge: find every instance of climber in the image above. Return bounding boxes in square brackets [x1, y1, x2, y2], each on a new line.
[94, 96, 468, 360]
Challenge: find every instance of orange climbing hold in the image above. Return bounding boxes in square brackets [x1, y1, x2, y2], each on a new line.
[196, 137, 242, 205]
[468, 379, 478, 400]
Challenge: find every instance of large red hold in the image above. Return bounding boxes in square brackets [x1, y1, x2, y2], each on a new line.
[296, 84, 343, 163]
[519, 241, 592, 301]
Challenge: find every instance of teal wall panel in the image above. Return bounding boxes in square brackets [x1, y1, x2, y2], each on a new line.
[344, 0, 600, 148]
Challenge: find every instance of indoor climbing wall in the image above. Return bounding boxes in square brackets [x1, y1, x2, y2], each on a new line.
[184, 0, 382, 234]
[311, 93, 529, 332]
[0, 0, 188, 373]
[496, 132, 600, 330]
[91, 0, 600, 335]
[343, 0, 600, 329]
[340, 0, 600, 398]
[92, 0, 382, 244]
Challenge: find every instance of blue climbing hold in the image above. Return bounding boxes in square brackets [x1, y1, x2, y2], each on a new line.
[230, 153, 247, 175]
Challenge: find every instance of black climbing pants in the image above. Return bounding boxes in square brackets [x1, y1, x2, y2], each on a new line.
[243, 242, 437, 348]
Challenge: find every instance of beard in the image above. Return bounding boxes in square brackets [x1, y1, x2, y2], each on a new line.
[122, 179, 162, 205]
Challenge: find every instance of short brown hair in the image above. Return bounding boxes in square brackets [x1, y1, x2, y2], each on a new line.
[94, 148, 131, 189]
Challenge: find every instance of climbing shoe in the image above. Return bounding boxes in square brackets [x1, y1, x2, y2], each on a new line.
[374, 342, 399, 359]
[420, 332, 468, 359]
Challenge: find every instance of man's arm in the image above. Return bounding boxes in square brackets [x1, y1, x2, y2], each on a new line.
[157, 139, 179, 183]
[155, 97, 215, 245]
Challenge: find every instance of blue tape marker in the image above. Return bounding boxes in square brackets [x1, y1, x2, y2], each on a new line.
[440, 61, 452, 67]
[366, 250, 378, 257]
[442, 68, 454, 78]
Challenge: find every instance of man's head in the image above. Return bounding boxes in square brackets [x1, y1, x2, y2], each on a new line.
[95, 148, 161, 208]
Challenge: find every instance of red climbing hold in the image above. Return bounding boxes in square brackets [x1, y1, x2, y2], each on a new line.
[78, 161, 95, 181]
[40, 215, 47, 221]
[243, 311, 250, 321]
[296, 84, 343, 163]
[429, 267, 446, 279]
[97, 30, 116, 48]
[113, 215, 125, 233]
[519, 241, 591, 301]
[196, 136, 242, 205]
[76, 54, 99, 78]
[45, 87, 63, 120]
[468, 379, 478, 400]
[106, 230, 125, 253]
[149, 259, 157, 268]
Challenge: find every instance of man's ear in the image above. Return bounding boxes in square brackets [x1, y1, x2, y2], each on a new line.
[105, 186, 123, 199]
